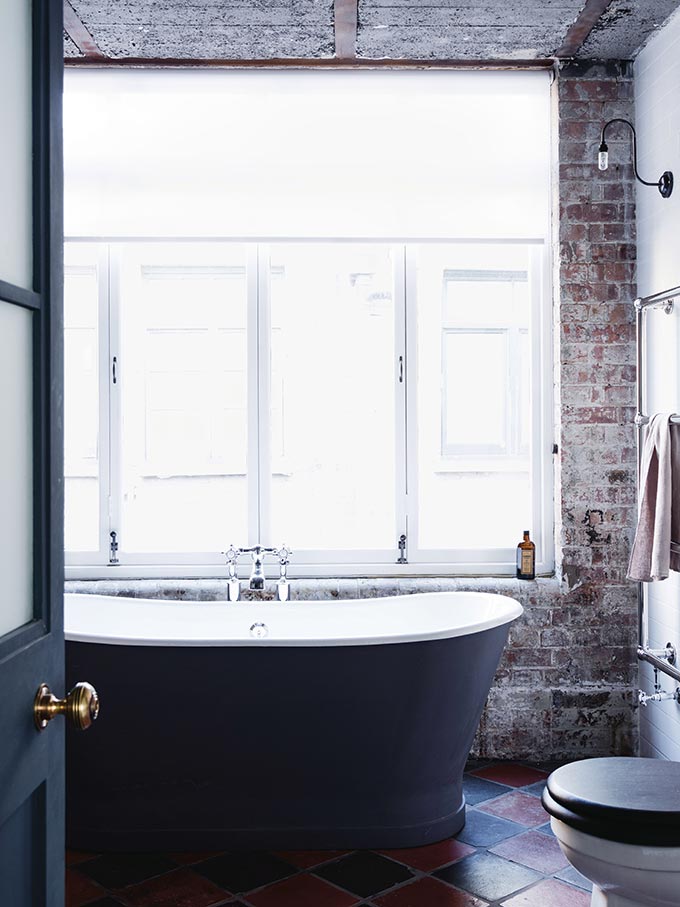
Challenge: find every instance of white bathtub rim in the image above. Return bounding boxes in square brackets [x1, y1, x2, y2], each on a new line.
[64, 590, 523, 647]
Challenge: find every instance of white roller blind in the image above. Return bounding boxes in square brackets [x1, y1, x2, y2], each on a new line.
[64, 69, 551, 239]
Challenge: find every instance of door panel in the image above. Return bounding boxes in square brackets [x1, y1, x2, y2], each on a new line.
[0, 788, 44, 906]
[0, 0, 33, 288]
[0, 2, 65, 906]
[0, 302, 33, 636]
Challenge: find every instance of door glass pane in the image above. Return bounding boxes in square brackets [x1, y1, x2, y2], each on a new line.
[0, 0, 32, 289]
[415, 244, 531, 550]
[64, 248, 100, 551]
[119, 244, 249, 553]
[0, 302, 33, 636]
[269, 244, 396, 550]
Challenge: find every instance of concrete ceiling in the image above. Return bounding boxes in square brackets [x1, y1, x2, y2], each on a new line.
[63, 0, 680, 63]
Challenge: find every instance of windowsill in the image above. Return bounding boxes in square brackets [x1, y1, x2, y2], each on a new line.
[64, 573, 560, 600]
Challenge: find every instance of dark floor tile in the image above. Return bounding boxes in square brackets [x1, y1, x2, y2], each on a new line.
[315, 852, 414, 898]
[500, 878, 590, 906]
[463, 775, 512, 806]
[490, 830, 569, 874]
[434, 852, 542, 902]
[536, 821, 555, 837]
[470, 765, 548, 789]
[247, 873, 360, 907]
[273, 850, 348, 870]
[373, 877, 486, 907]
[78, 853, 179, 890]
[522, 781, 548, 798]
[169, 851, 224, 865]
[122, 866, 231, 906]
[464, 758, 492, 773]
[193, 852, 295, 894]
[66, 869, 107, 907]
[478, 792, 549, 828]
[455, 809, 525, 847]
[380, 839, 475, 872]
[67, 850, 99, 867]
[85, 900, 128, 907]
[553, 865, 593, 892]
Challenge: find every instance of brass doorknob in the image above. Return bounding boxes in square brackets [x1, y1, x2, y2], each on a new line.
[34, 682, 100, 731]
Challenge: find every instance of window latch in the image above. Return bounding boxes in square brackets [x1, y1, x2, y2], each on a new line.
[109, 530, 119, 565]
[397, 533, 407, 564]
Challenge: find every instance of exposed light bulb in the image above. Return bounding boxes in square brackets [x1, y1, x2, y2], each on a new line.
[598, 142, 609, 171]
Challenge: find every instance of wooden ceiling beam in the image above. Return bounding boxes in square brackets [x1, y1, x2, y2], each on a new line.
[556, 0, 614, 58]
[63, 0, 106, 59]
[334, 0, 358, 60]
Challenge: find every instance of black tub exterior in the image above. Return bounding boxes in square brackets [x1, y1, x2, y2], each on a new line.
[66, 624, 509, 850]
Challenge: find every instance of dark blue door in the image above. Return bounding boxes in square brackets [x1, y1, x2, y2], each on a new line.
[0, 2, 66, 904]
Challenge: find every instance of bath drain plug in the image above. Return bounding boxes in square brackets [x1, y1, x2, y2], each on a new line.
[250, 622, 269, 639]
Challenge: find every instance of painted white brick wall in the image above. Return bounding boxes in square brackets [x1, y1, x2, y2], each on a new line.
[635, 9, 680, 760]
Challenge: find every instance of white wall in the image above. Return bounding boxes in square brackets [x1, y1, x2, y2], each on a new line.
[635, 10, 680, 759]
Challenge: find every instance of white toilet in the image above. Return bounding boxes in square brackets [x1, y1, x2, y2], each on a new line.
[542, 758, 680, 907]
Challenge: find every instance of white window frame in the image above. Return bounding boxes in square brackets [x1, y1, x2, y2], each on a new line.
[65, 237, 553, 579]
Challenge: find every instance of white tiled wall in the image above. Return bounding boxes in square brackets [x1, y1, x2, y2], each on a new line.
[635, 9, 680, 759]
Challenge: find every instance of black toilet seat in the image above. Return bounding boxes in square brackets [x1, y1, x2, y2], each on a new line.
[542, 757, 680, 846]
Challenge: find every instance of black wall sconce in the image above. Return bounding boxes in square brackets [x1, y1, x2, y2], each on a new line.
[598, 118, 673, 199]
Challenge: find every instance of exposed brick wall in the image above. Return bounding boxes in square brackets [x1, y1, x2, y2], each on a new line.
[477, 60, 639, 760]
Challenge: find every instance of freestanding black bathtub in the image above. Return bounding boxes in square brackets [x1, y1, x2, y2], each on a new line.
[65, 590, 522, 850]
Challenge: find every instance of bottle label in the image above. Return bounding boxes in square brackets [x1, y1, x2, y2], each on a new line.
[520, 549, 534, 574]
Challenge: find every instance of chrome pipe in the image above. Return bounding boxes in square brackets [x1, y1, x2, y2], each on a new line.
[638, 646, 680, 684]
[634, 287, 680, 310]
[633, 291, 679, 672]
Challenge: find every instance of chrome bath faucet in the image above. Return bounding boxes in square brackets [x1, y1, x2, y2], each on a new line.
[223, 544, 292, 601]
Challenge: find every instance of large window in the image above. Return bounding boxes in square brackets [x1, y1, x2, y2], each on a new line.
[64, 68, 553, 576]
[65, 240, 552, 576]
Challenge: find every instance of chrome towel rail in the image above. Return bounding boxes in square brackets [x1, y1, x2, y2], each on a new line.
[634, 286, 680, 684]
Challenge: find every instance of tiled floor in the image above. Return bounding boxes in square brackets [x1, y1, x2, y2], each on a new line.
[66, 762, 592, 907]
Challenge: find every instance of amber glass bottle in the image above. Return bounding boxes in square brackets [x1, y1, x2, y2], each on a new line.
[516, 530, 536, 580]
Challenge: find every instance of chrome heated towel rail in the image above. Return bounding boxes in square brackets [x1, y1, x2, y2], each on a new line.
[634, 286, 680, 683]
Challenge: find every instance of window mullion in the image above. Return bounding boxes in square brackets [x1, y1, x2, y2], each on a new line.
[91, 244, 110, 564]
[107, 244, 122, 563]
[246, 244, 260, 547]
[394, 244, 408, 560]
[404, 245, 419, 559]
[257, 244, 272, 546]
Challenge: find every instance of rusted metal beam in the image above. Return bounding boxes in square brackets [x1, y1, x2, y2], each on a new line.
[556, 0, 614, 58]
[334, 0, 358, 59]
[64, 56, 555, 71]
[63, 0, 106, 59]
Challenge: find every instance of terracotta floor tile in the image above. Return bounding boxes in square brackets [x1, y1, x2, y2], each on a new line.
[273, 850, 348, 869]
[478, 792, 549, 827]
[470, 765, 548, 789]
[65, 868, 106, 907]
[380, 840, 476, 872]
[247, 873, 359, 907]
[373, 876, 486, 907]
[121, 867, 231, 907]
[500, 878, 591, 907]
[490, 831, 569, 874]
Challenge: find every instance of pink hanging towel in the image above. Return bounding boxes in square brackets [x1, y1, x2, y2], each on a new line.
[628, 413, 680, 582]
